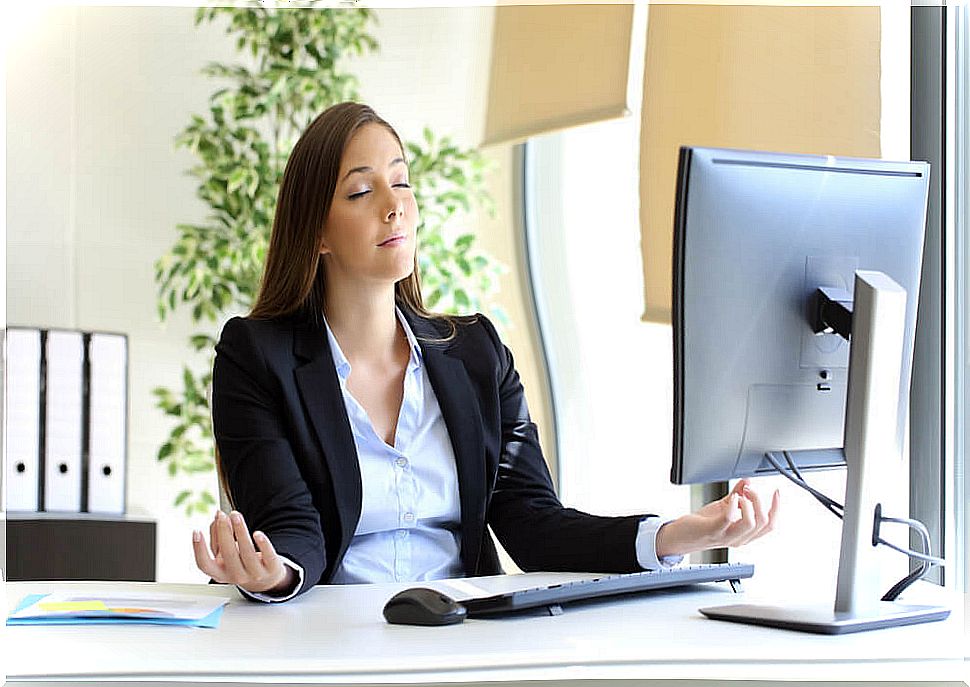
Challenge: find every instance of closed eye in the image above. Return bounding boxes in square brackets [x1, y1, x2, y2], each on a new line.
[348, 183, 411, 200]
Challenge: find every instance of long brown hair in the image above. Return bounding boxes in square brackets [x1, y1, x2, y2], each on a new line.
[248, 101, 468, 337]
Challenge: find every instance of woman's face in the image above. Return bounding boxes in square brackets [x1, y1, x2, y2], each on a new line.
[320, 123, 419, 287]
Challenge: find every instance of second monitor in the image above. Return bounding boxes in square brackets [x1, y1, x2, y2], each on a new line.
[669, 145, 947, 633]
[671, 146, 929, 485]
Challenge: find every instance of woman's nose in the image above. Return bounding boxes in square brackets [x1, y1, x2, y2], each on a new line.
[385, 198, 404, 222]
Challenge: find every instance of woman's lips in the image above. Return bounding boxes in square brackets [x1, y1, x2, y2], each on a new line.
[378, 234, 406, 247]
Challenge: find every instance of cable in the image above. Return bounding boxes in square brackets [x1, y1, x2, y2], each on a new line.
[762, 451, 944, 598]
[771, 453, 942, 560]
[880, 514, 931, 601]
[765, 452, 843, 519]
[873, 511, 945, 565]
[876, 537, 945, 564]
[882, 563, 929, 601]
[766, 452, 843, 517]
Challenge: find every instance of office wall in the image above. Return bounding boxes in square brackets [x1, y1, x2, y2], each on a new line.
[6, 5, 546, 583]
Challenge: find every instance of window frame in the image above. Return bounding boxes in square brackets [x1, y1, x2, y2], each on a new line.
[910, 3, 967, 592]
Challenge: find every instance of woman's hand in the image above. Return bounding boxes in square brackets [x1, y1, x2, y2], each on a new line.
[191, 510, 296, 596]
[656, 479, 780, 559]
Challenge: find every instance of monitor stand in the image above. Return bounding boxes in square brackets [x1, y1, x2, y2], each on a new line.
[699, 271, 950, 634]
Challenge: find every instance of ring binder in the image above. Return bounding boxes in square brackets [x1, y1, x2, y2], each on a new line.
[43, 330, 84, 513]
[4, 328, 42, 512]
[86, 333, 128, 514]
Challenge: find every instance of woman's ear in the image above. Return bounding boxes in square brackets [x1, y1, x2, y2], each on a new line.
[318, 236, 331, 256]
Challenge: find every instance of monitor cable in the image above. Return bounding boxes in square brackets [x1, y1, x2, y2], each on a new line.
[762, 451, 944, 600]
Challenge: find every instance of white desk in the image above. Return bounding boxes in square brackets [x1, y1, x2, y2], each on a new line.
[4, 574, 966, 686]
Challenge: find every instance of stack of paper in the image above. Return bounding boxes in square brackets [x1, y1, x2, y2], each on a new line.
[7, 591, 229, 628]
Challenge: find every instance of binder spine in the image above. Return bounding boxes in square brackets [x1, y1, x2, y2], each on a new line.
[4, 328, 44, 512]
[86, 332, 127, 514]
[43, 329, 84, 513]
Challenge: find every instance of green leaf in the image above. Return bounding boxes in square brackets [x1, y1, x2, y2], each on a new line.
[183, 460, 215, 474]
[190, 334, 215, 351]
[158, 442, 174, 462]
[182, 367, 196, 393]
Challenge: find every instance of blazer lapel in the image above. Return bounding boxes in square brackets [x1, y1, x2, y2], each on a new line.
[405, 311, 487, 576]
[292, 316, 361, 568]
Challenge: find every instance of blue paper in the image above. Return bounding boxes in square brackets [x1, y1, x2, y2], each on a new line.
[7, 594, 225, 628]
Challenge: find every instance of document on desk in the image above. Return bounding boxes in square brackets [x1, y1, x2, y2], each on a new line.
[7, 591, 228, 628]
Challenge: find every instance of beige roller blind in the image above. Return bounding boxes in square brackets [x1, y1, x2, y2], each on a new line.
[483, 3, 636, 146]
[639, 4, 882, 324]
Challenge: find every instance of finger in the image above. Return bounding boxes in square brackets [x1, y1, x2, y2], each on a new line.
[730, 479, 749, 498]
[216, 510, 247, 583]
[209, 516, 221, 558]
[191, 530, 226, 582]
[229, 510, 260, 577]
[761, 489, 781, 535]
[253, 530, 283, 578]
[727, 493, 757, 545]
[724, 492, 742, 525]
[743, 485, 769, 535]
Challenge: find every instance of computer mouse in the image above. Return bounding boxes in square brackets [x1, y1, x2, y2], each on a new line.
[382, 587, 467, 626]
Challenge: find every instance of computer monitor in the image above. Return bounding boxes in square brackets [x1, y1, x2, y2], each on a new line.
[671, 146, 927, 485]
[670, 146, 948, 633]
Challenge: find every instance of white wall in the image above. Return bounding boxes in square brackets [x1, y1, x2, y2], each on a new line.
[6, 5, 506, 583]
[7, 5, 240, 584]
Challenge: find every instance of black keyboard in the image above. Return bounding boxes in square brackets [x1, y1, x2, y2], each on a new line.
[460, 563, 754, 617]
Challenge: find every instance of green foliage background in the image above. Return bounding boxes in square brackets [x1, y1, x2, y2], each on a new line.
[154, 4, 506, 514]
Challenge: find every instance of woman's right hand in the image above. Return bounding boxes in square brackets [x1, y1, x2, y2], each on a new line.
[191, 509, 296, 595]
[656, 479, 780, 558]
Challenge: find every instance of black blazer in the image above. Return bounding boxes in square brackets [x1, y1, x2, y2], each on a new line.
[211, 305, 651, 599]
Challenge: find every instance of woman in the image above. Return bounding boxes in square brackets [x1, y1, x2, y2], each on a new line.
[191, 102, 780, 602]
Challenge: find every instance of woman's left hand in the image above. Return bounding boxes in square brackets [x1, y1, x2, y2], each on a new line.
[655, 479, 780, 559]
[191, 510, 294, 595]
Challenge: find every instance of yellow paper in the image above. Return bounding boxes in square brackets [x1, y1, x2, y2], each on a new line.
[38, 600, 109, 612]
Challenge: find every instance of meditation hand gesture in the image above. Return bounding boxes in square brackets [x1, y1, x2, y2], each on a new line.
[192, 510, 296, 596]
[656, 479, 780, 558]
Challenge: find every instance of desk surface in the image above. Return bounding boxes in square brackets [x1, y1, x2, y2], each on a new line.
[4, 573, 967, 686]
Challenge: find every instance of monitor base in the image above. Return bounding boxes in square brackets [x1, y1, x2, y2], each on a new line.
[699, 601, 950, 635]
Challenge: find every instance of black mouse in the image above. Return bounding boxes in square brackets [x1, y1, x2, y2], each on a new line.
[382, 587, 467, 626]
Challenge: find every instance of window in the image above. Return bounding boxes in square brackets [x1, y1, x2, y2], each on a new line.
[523, 4, 968, 591]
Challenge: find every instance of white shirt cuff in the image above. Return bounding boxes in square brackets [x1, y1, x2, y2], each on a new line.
[236, 555, 305, 603]
[635, 516, 685, 570]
